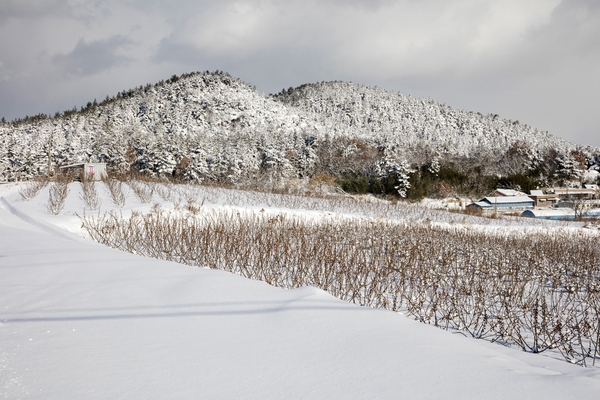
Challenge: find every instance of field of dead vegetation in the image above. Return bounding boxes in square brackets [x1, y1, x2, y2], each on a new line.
[15, 176, 600, 366]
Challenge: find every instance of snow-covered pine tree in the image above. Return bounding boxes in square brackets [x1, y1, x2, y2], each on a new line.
[375, 155, 413, 198]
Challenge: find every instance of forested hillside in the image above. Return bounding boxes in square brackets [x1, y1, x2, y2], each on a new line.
[273, 81, 573, 161]
[1, 71, 599, 196]
[0, 71, 322, 184]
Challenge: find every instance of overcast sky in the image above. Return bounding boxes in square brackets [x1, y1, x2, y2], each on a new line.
[1, 0, 599, 147]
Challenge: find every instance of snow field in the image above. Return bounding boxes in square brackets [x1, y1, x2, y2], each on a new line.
[2, 181, 600, 398]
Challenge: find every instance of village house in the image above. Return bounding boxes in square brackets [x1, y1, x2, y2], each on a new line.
[548, 186, 598, 201]
[468, 184, 600, 215]
[467, 196, 534, 212]
[527, 190, 560, 208]
[493, 188, 527, 197]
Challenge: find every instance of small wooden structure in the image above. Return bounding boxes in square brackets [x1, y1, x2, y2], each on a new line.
[59, 163, 107, 181]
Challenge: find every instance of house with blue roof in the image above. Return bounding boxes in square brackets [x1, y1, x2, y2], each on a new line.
[467, 196, 534, 212]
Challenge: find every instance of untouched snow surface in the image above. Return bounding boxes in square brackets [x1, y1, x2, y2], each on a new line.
[2, 183, 600, 399]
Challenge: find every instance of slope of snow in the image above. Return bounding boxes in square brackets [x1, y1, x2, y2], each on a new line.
[2, 183, 600, 399]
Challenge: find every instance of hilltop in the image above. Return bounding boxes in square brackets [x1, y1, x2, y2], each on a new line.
[272, 81, 573, 159]
[0, 71, 316, 183]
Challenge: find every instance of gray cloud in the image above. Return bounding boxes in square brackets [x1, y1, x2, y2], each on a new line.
[152, 35, 336, 92]
[0, 0, 67, 20]
[52, 35, 133, 76]
[1, 0, 599, 147]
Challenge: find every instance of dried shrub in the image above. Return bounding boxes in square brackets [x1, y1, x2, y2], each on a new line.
[154, 182, 180, 204]
[80, 180, 102, 210]
[127, 180, 154, 203]
[102, 177, 127, 207]
[309, 174, 338, 194]
[47, 175, 71, 215]
[18, 178, 48, 201]
[429, 181, 454, 198]
[81, 207, 600, 366]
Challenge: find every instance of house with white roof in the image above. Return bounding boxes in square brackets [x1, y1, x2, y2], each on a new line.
[493, 188, 527, 197]
[467, 196, 534, 212]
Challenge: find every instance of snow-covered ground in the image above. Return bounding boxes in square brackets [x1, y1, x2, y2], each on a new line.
[2, 182, 600, 399]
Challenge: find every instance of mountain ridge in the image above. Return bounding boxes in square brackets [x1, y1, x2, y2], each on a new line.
[1, 71, 598, 187]
[271, 80, 575, 158]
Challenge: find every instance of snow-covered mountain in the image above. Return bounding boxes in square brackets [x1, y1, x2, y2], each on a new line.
[272, 81, 575, 159]
[0, 71, 596, 182]
[0, 71, 319, 182]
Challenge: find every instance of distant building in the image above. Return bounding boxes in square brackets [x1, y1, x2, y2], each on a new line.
[467, 196, 534, 212]
[548, 188, 597, 200]
[521, 208, 576, 220]
[528, 190, 560, 208]
[522, 208, 600, 220]
[493, 188, 527, 197]
[58, 163, 107, 181]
